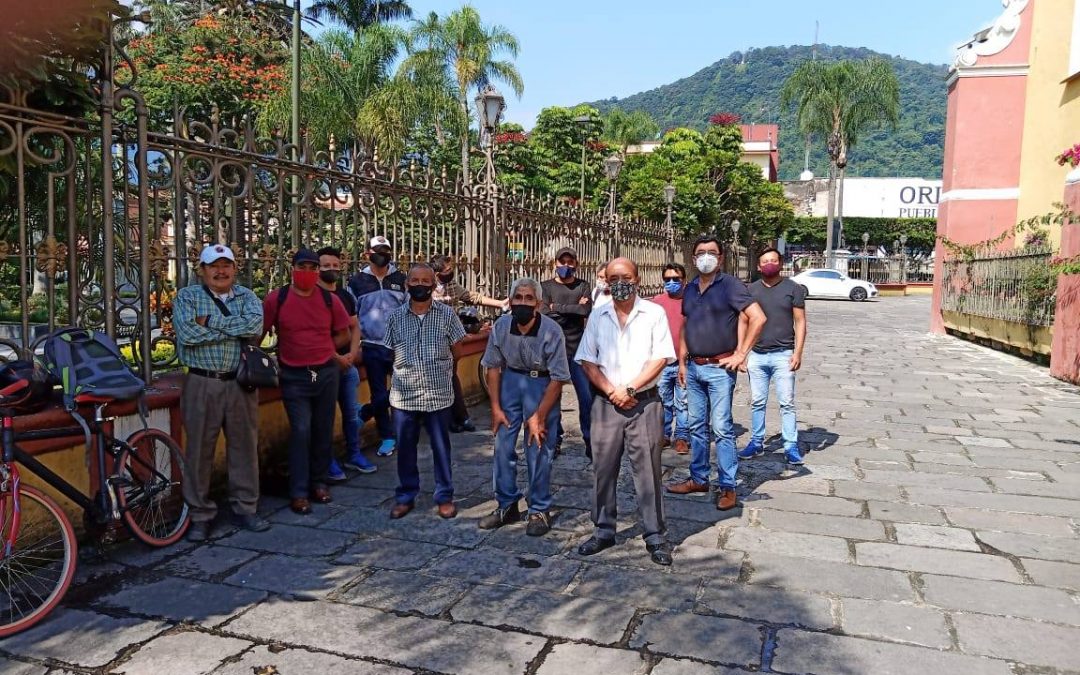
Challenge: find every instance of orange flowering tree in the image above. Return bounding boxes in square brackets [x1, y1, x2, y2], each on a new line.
[120, 14, 288, 128]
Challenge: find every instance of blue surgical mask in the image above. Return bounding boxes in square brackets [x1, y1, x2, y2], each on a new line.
[556, 265, 575, 280]
[664, 280, 683, 296]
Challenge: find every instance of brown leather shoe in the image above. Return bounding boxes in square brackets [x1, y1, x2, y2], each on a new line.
[390, 502, 414, 519]
[674, 439, 690, 455]
[716, 489, 738, 511]
[290, 498, 312, 515]
[661, 437, 671, 448]
[437, 502, 458, 519]
[311, 487, 332, 504]
[666, 478, 709, 495]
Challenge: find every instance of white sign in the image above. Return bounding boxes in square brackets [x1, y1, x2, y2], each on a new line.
[796, 178, 942, 219]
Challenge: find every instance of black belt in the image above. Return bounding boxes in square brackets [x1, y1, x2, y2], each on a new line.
[634, 387, 661, 402]
[507, 366, 550, 378]
[188, 367, 237, 380]
[280, 359, 335, 371]
[753, 346, 792, 354]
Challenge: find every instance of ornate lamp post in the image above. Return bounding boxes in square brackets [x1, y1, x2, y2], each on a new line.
[861, 231, 870, 280]
[603, 153, 623, 254]
[730, 218, 741, 277]
[574, 115, 592, 204]
[899, 233, 909, 283]
[474, 84, 506, 293]
[663, 183, 676, 259]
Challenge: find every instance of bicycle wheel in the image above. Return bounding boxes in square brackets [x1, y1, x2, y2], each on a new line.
[0, 484, 77, 637]
[117, 429, 190, 547]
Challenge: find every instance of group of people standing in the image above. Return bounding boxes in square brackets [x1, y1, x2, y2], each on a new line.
[173, 234, 807, 567]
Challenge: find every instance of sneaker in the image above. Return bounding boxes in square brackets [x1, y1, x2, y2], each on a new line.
[326, 459, 347, 483]
[344, 452, 377, 474]
[785, 446, 804, 466]
[460, 418, 476, 432]
[478, 502, 521, 530]
[737, 442, 765, 460]
[231, 512, 271, 532]
[376, 438, 396, 457]
[525, 512, 551, 537]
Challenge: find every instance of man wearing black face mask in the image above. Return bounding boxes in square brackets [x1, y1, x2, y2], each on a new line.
[540, 247, 593, 460]
[318, 247, 378, 480]
[348, 236, 407, 459]
[479, 278, 569, 536]
[382, 264, 467, 520]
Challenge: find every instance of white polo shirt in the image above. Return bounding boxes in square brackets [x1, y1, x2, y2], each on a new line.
[574, 296, 676, 392]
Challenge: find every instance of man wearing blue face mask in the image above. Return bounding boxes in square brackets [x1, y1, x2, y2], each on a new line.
[649, 263, 690, 455]
[540, 247, 594, 460]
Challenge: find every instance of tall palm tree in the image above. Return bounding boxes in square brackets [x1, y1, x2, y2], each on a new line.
[780, 57, 899, 256]
[602, 108, 659, 156]
[305, 0, 412, 32]
[406, 6, 523, 186]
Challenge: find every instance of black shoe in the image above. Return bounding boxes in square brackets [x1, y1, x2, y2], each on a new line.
[525, 512, 551, 537]
[478, 502, 520, 530]
[186, 520, 211, 542]
[231, 512, 271, 532]
[577, 536, 616, 556]
[461, 418, 476, 432]
[449, 422, 465, 433]
[646, 541, 673, 566]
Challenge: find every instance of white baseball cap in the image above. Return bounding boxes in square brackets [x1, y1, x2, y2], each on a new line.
[199, 244, 235, 265]
[369, 235, 392, 250]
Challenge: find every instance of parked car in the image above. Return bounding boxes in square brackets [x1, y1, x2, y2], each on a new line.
[790, 269, 878, 302]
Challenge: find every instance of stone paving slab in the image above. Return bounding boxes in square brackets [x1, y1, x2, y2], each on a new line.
[108, 630, 251, 675]
[211, 645, 411, 675]
[0, 609, 169, 668]
[920, 574, 1080, 625]
[534, 643, 650, 675]
[628, 611, 763, 668]
[954, 613, 1080, 670]
[838, 598, 950, 649]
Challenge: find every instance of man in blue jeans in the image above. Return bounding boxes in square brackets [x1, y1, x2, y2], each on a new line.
[650, 262, 690, 455]
[348, 235, 407, 458]
[739, 248, 807, 465]
[478, 278, 569, 536]
[666, 235, 766, 511]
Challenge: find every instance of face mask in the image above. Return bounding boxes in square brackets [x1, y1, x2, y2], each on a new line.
[510, 304, 535, 325]
[318, 270, 340, 284]
[760, 262, 782, 277]
[664, 280, 683, 296]
[407, 285, 433, 302]
[369, 251, 391, 267]
[695, 253, 719, 274]
[556, 265, 575, 280]
[292, 269, 318, 292]
[595, 279, 608, 292]
[437, 272, 454, 283]
[609, 280, 635, 302]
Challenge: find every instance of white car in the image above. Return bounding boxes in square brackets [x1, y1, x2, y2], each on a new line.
[790, 269, 878, 302]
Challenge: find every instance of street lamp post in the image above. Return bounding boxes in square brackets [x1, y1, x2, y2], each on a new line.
[899, 233, 908, 283]
[574, 115, 591, 205]
[475, 84, 506, 293]
[663, 184, 676, 260]
[861, 231, 870, 280]
[603, 153, 623, 255]
[730, 219, 742, 278]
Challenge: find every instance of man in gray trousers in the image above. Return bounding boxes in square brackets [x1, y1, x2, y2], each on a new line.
[574, 257, 677, 565]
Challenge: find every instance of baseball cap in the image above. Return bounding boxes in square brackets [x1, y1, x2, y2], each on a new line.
[199, 244, 235, 265]
[292, 248, 319, 265]
[555, 247, 578, 262]
[369, 235, 392, 250]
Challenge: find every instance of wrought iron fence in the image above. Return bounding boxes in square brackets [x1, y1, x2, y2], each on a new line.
[787, 252, 919, 284]
[940, 247, 1057, 327]
[0, 85, 689, 381]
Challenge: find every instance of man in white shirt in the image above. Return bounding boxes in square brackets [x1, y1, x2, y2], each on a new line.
[574, 257, 677, 566]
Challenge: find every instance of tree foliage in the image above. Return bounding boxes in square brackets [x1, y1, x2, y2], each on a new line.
[305, 0, 412, 32]
[784, 216, 937, 251]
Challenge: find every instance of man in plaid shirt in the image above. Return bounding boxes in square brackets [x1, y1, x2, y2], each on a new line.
[383, 263, 467, 520]
[174, 244, 270, 541]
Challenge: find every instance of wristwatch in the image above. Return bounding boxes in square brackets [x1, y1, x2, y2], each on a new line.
[625, 385, 637, 398]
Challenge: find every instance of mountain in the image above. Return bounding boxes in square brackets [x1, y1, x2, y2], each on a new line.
[587, 45, 948, 181]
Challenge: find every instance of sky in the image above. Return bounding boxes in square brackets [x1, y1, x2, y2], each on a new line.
[394, 0, 1000, 128]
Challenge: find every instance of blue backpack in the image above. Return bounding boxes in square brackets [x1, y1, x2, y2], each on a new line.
[42, 327, 147, 411]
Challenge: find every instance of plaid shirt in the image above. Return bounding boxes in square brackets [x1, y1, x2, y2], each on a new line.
[383, 301, 466, 412]
[173, 283, 264, 372]
[434, 279, 482, 307]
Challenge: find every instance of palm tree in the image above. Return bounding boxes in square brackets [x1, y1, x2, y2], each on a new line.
[406, 6, 523, 186]
[305, 0, 413, 31]
[780, 58, 899, 257]
[602, 108, 659, 156]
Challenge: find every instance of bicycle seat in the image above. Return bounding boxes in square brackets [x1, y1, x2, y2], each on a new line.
[74, 393, 115, 405]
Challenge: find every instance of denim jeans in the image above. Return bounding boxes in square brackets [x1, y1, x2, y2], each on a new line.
[337, 364, 361, 455]
[393, 406, 454, 505]
[656, 362, 689, 441]
[556, 358, 593, 456]
[686, 361, 738, 488]
[748, 349, 798, 450]
[493, 370, 559, 514]
[280, 363, 339, 499]
[360, 343, 394, 440]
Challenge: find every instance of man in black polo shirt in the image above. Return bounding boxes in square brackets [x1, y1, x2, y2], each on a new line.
[666, 235, 766, 511]
[540, 247, 593, 459]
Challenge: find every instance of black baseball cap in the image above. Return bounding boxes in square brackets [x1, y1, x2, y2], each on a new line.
[555, 247, 578, 262]
[293, 248, 319, 265]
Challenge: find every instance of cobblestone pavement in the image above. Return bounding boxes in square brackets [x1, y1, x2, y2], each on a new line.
[4, 296, 1080, 674]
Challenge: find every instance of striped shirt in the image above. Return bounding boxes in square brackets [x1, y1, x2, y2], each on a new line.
[173, 284, 263, 372]
[383, 301, 467, 412]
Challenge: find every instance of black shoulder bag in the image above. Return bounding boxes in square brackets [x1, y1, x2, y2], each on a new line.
[202, 286, 279, 390]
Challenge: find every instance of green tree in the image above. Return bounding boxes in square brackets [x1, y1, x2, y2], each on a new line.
[780, 57, 900, 254]
[528, 105, 607, 202]
[602, 107, 659, 156]
[406, 6, 523, 187]
[304, 0, 412, 31]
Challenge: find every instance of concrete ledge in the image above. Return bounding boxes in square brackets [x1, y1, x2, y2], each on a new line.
[942, 310, 1052, 358]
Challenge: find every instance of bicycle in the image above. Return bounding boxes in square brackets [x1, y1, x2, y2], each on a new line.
[0, 392, 190, 637]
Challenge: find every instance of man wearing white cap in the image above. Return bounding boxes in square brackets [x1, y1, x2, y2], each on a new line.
[174, 244, 270, 541]
[348, 235, 408, 457]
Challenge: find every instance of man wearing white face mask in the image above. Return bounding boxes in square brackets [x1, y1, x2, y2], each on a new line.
[591, 261, 612, 310]
[666, 235, 766, 512]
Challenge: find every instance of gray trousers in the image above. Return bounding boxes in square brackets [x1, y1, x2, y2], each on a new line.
[180, 373, 260, 522]
[589, 395, 666, 545]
